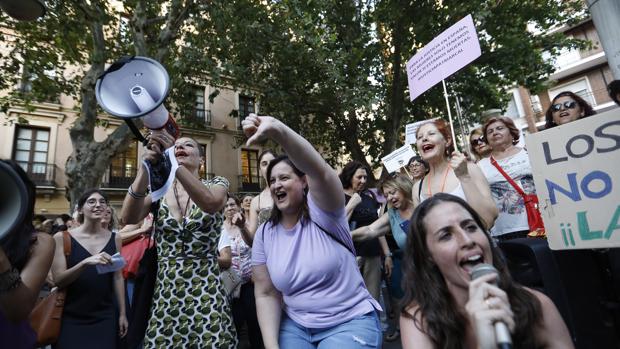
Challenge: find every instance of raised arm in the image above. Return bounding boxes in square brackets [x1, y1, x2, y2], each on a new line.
[0, 233, 54, 322]
[350, 213, 390, 242]
[345, 193, 362, 221]
[246, 195, 260, 237]
[121, 164, 153, 225]
[242, 115, 344, 212]
[453, 157, 497, 229]
[175, 169, 228, 214]
[121, 133, 173, 225]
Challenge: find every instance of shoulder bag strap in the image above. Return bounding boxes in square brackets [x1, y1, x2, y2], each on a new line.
[313, 222, 356, 256]
[62, 231, 71, 260]
[490, 156, 526, 197]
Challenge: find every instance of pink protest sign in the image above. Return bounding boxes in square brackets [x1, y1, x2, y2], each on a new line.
[406, 14, 481, 102]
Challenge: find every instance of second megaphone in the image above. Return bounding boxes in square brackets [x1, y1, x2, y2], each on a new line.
[95, 56, 179, 141]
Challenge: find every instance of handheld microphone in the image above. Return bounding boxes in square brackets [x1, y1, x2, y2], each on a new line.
[470, 263, 512, 349]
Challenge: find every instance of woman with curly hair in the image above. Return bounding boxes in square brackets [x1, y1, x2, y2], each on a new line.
[399, 193, 573, 349]
[544, 91, 596, 129]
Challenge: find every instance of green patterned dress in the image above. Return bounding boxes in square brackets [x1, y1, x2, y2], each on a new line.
[144, 177, 237, 348]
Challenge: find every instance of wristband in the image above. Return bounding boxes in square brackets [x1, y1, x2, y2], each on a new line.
[128, 185, 147, 199]
[385, 252, 393, 258]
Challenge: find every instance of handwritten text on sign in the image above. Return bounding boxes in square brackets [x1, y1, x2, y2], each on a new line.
[381, 144, 417, 174]
[406, 14, 481, 102]
[525, 109, 620, 250]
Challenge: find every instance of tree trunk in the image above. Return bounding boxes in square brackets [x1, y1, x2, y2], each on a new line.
[380, 16, 406, 179]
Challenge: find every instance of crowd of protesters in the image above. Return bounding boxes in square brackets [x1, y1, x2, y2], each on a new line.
[1, 84, 619, 349]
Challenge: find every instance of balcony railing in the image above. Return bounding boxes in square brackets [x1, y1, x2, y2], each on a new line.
[238, 174, 261, 192]
[101, 166, 138, 188]
[183, 109, 212, 127]
[21, 163, 56, 187]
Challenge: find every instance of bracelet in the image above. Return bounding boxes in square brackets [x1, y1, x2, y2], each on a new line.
[0, 267, 22, 293]
[385, 252, 393, 258]
[128, 185, 147, 199]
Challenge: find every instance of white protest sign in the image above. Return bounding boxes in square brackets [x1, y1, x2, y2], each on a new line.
[406, 14, 481, 102]
[525, 109, 620, 250]
[381, 144, 417, 173]
[405, 118, 440, 144]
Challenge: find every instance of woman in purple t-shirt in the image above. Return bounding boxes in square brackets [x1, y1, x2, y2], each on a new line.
[242, 114, 382, 348]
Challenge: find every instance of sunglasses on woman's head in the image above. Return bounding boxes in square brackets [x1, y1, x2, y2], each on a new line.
[551, 100, 577, 112]
[471, 137, 485, 146]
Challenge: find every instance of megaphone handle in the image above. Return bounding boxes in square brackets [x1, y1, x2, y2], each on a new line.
[124, 119, 148, 146]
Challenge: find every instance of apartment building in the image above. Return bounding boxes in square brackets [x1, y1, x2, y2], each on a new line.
[0, 85, 265, 216]
[503, 16, 617, 131]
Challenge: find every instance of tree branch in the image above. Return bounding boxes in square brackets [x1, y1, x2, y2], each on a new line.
[130, 0, 149, 56]
[155, 0, 196, 62]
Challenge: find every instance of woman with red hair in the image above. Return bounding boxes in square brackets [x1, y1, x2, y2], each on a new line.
[412, 119, 497, 229]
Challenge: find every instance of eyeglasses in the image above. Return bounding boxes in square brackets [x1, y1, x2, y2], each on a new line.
[409, 162, 424, 168]
[471, 137, 486, 146]
[85, 199, 108, 207]
[551, 101, 577, 112]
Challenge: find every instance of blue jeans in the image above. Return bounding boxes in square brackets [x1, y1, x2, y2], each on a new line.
[279, 311, 382, 348]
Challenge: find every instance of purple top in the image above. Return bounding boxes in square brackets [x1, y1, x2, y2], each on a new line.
[252, 195, 381, 328]
[0, 312, 36, 349]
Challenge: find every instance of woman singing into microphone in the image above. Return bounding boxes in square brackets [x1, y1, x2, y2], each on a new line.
[399, 193, 573, 349]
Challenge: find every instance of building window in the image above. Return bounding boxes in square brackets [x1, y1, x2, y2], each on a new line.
[238, 95, 255, 128]
[106, 140, 138, 187]
[13, 126, 50, 182]
[194, 86, 207, 123]
[240, 149, 260, 191]
[549, 78, 595, 107]
[198, 143, 212, 180]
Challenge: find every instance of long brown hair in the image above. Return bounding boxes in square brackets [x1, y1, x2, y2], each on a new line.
[265, 155, 309, 225]
[400, 193, 543, 349]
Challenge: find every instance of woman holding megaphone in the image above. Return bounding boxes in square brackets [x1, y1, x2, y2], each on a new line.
[0, 160, 55, 348]
[121, 133, 237, 348]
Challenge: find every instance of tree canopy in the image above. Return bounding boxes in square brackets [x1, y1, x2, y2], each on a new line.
[0, 0, 588, 203]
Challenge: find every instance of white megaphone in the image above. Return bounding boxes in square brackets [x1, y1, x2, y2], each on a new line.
[0, 160, 32, 241]
[95, 56, 179, 145]
[0, 0, 45, 21]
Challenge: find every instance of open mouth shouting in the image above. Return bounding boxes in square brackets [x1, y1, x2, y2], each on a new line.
[274, 190, 287, 203]
[175, 150, 188, 159]
[421, 143, 435, 154]
[460, 252, 485, 275]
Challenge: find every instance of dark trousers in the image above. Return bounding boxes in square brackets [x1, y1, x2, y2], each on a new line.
[232, 282, 264, 349]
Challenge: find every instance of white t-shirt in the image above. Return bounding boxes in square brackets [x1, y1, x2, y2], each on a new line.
[479, 148, 535, 237]
[218, 228, 232, 252]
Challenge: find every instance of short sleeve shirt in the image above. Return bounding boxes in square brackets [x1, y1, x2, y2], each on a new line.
[252, 195, 381, 328]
